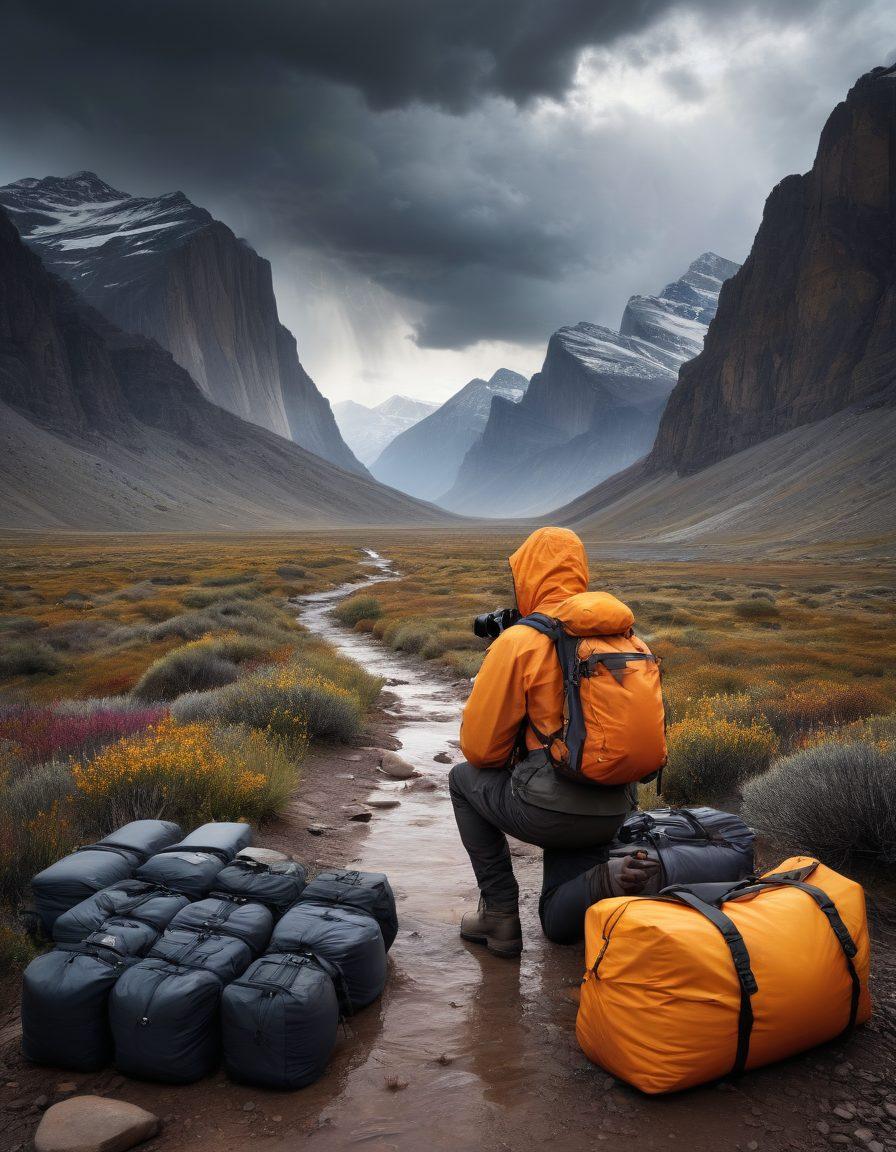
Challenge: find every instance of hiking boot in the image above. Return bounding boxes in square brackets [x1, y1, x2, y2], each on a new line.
[460, 896, 523, 958]
[585, 853, 662, 904]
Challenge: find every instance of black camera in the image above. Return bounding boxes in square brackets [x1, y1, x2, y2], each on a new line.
[472, 607, 521, 639]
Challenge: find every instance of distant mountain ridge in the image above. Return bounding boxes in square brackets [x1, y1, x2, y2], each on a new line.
[333, 394, 439, 466]
[0, 171, 363, 473]
[443, 253, 739, 516]
[370, 368, 528, 501]
[0, 205, 446, 530]
[549, 65, 896, 557]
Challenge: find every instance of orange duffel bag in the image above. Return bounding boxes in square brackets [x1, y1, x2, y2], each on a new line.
[576, 857, 871, 1094]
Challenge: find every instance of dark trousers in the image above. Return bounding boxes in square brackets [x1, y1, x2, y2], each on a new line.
[448, 761, 622, 931]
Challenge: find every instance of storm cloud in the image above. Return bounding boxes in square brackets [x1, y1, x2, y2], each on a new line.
[0, 0, 893, 400]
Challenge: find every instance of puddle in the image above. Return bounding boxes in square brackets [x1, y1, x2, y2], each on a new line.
[286, 550, 585, 1149]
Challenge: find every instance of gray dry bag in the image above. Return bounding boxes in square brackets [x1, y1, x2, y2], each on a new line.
[298, 869, 398, 950]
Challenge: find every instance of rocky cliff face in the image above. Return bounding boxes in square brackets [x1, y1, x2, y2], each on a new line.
[0, 171, 363, 473]
[443, 254, 738, 516]
[650, 65, 896, 475]
[0, 206, 445, 529]
[370, 369, 528, 500]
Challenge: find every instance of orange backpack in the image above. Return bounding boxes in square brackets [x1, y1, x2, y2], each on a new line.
[518, 613, 666, 786]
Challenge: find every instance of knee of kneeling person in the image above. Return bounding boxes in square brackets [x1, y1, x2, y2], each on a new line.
[448, 760, 474, 796]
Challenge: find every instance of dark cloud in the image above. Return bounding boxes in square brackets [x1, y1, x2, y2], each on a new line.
[0, 0, 889, 379]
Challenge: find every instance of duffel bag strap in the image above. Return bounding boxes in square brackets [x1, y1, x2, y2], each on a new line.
[665, 889, 758, 1076]
[752, 876, 862, 1036]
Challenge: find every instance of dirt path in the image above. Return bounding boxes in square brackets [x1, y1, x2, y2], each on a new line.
[2, 552, 895, 1152]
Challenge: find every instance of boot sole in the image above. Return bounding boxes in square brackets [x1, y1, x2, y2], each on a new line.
[460, 928, 523, 958]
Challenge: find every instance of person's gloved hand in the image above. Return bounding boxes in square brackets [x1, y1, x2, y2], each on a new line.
[616, 852, 661, 894]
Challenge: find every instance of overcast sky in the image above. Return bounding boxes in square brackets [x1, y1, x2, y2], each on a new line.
[1, 0, 894, 404]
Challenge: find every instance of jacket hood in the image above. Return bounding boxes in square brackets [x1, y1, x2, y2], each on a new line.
[509, 527, 588, 616]
[552, 591, 634, 637]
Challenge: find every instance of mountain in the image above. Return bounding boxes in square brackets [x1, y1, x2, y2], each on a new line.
[333, 394, 439, 466]
[0, 171, 363, 473]
[649, 66, 896, 475]
[442, 253, 739, 516]
[553, 65, 896, 557]
[370, 368, 528, 501]
[0, 206, 446, 530]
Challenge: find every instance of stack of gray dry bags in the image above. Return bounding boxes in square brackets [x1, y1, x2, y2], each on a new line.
[22, 821, 397, 1091]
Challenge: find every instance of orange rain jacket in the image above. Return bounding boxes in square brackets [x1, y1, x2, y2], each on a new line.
[459, 527, 636, 770]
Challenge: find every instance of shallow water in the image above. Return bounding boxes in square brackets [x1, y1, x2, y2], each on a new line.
[287, 550, 586, 1150]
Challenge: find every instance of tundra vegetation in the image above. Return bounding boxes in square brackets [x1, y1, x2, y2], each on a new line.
[0, 529, 893, 968]
[0, 533, 381, 967]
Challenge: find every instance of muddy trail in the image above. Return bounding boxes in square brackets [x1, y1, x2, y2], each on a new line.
[2, 551, 895, 1152]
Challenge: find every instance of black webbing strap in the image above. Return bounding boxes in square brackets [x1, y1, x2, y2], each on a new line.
[753, 876, 862, 1037]
[668, 889, 758, 1076]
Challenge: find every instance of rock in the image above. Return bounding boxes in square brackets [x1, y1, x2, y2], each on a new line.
[342, 804, 372, 822]
[34, 1095, 50, 1109]
[854, 1130, 876, 1145]
[242, 1102, 256, 1112]
[34, 1096, 159, 1152]
[55, 1083, 78, 1096]
[829, 1137, 851, 1146]
[307, 824, 329, 836]
[885, 1104, 896, 1120]
[747, 1142, 758, 1151]
[367, 798, 401, 810]
[379, 751, 418, 780]
[433, 752, 452, 764]
[237, 847, 289, 864]
[403, 776, 439, 793]
[834, 1107, 855, 1121]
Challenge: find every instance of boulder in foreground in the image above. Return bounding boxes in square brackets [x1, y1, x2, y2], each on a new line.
[34, 1095, 159, 1152]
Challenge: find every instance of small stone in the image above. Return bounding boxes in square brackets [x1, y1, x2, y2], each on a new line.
[433, 752, 451, 763]
[367, 797, 401, 810]
[829, 1137, 851, 1146]
[342, 804, 372, 822]
[378, 751, 418, 780]
[34, 1096, 159, 1152]
[34, 1095, 50, 1109]
[272, 1116, 282, 1123]
[236, 847, 289, 864]
[747, 1142, 759, 1151]
[885, 1104, 896, 1120]
[55, 1083, 78, 1096]
[835, 1107, 855, 1121]
[6, 1099, 29, 1111]
[307, 824, 329, 836]
[817, 1122, 831, 1135]
[242, 1102, 256, 1112]
[403, 776, 438, 793]
[867, 1142, 885, 1152]
[855, 1130, 876, 1145]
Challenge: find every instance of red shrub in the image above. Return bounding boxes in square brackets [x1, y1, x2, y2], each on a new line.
[0, 704, 167, 765]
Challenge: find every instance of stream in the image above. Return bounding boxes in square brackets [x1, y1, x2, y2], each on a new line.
[285, 550, 586, 1150]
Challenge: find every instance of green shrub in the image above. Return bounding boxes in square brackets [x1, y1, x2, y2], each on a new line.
[392, 623, 430, 655]
[742, 740, 895, 865]
[734, 599, 780, 621]
[148, 611, 218, 640]
[0, 641, 62, 678]
[201, 573, 257, 587]
[444, 651, 484, 679]
[0, 921, 36, 973]
[131, 645, 240, 701]
[172, 664, 365, 743]
[0, 761, 81, 906]
[334, 595, 382, 628]
[277, 564, 307, 579]
[663, 716, 778, 803]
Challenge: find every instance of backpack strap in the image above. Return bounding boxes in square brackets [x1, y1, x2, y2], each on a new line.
[516, 613, 586, 777]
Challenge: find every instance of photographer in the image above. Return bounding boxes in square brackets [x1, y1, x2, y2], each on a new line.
[449, 526, 660, 957]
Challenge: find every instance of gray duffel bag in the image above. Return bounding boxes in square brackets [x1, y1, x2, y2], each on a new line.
[611, 806, 755, 890]
[22, 934, 138, 1071]
[298, 869, 398, 950]
[148, 928, 255, 984]
[32, 820, 183, 932]
[222, 952, 340, 1089]
[271, 902, 386, 1011]
[135, 851, 228, 899]
[53, 880, 189, 946]
[168, 822, 252, 861]
[93, 819, 183, 861]
[167, 897, 273, 952]
[212, 859, 306, 917]
[110, 959, 223, 1083]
